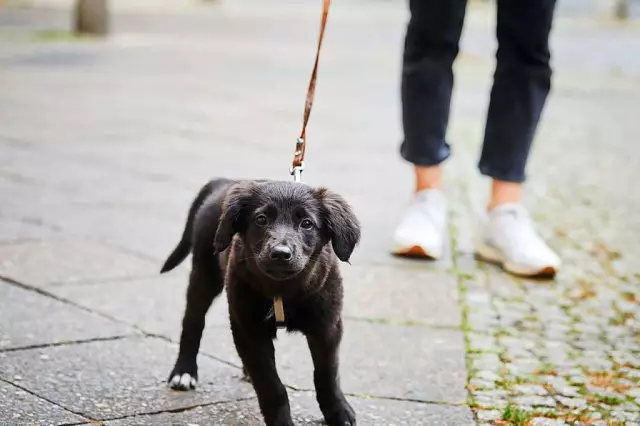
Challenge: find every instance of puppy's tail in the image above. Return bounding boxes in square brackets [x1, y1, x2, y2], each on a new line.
[160, 181, 216, 273]
[160, 238, 190, 273]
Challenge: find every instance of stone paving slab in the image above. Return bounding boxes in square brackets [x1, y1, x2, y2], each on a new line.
[0, 217, 62, 243]
[274, 322, 468, 405]
[342, 265, 461, 327]
[49, 274, 467, 404]
[0, 337, 254, 421]
[0, 279, 134, 350]
[105, 392, 474, 426]
[0, 380, 87, 426]
[48, 273, 243, 369]
[0, 238, 158, 287]
[49, 273, 229, 331]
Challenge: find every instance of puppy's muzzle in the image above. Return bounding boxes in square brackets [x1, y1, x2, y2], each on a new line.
[262, 243, 303, 280]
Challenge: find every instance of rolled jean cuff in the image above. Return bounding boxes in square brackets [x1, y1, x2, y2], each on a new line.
[478, 163, 526, 183]
[400, 139, 451, 167]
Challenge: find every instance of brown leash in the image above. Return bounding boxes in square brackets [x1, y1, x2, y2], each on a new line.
[289, 0, 332, 182]
[275, 0, 332, 330]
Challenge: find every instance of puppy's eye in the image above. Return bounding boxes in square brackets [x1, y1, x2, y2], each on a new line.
[254, 214, 268, 226]
[300, 219, 314, 230]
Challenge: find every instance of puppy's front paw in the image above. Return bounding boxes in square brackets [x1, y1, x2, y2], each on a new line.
[168, 372, 197, 391]
[324, 401, 356, 426]
[168, 362, 197, 391]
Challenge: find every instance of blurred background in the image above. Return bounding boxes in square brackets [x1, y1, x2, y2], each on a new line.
[0, 1, 639, 425]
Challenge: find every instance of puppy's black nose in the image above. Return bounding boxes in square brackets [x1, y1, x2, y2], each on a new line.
[270, 246, 292, 261]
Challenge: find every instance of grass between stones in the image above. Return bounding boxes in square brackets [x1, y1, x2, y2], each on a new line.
[495, 405, 532, 426]
[449, 205, 639, 424]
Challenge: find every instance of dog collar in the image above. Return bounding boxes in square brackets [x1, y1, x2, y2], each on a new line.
[273, 296, 286, 329]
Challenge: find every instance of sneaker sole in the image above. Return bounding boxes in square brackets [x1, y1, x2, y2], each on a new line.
[392, 245, 440, 260]
[476, 242, 557, 279]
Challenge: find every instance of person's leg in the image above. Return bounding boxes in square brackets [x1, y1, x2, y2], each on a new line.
[394, 0, 468, 259]
[476, 0, 560, 277]
[480, 0, 556, 198]
[401, 0, 468, 190]
[489, 180, 522, 210]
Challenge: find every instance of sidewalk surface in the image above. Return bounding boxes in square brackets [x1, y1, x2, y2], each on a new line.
[0, 1, 639, 425]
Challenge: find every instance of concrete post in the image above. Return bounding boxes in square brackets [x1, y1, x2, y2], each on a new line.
[74, 0, 109, 36]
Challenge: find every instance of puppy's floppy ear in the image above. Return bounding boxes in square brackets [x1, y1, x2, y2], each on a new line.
[315, 188, 361, 262]
[214, 182, 254, 253]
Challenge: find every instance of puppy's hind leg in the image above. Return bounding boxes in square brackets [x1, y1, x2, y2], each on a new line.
[168, 262, 223, 391]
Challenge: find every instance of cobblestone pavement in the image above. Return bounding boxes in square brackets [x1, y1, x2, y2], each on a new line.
[0, 1, 639, 425]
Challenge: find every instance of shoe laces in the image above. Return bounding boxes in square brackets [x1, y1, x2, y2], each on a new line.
[490, 204, 541, 245]
[412, 189, 446, 222]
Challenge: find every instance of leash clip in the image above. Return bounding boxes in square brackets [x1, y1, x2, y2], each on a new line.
[290, 137, 305, 184]
[290, 161, 305, 184]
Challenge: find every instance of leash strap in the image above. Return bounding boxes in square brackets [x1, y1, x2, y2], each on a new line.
[277, 0, 331, 330]
[290, 0, 332, 177]
[274, 296, 286, 329]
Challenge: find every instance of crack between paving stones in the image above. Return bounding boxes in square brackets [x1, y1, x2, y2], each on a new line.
[0, 237, 60, 248]
[0, 273, 136, 324]
[0, 168, 46, 188]
[79, 237, 164, 265]
[342, 393, 468, 407]
[44, 272, 178, 288]
[281, 382, 470, 408]
[0, 215, 65, 234]
[342, 315, 462, 330]
[0, 274, 151, 329]
[0, 134, 40, 151]
[59, 396, 261, 426]
[57, 394, 469, 426]
[0, 377, 100, 424]
[0, 274, 243, 370]
[0, 335, 133, 353]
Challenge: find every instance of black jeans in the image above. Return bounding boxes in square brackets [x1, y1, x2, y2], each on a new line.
[400, 0, 557, 183]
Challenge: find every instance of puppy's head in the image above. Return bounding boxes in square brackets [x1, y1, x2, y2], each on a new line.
[214, 181, 360, 281]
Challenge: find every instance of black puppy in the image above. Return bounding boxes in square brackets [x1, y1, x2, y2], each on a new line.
[160, 178, 361, 426]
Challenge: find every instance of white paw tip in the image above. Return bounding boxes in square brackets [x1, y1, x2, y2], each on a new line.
[169, 373, 196, 390]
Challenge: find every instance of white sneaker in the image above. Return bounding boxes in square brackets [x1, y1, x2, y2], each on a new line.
[476, 204, 561, 277]
[392, 189, 447, 259]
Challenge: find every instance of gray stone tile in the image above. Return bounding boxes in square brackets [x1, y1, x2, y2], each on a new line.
[342, 265, 461, 327]
[274, 322, 468, 404]
[38, 205, 192, 262]
[0, 380, 86, 426]
[48, 273, 242, 367]
[0, 337, 253, 420]
[105, 391, 474, 426]
[52, 274, 466, 404]
[0, 238, 158, 287]
[49, 272, 228, 330]
[0, 217, 62, 243]
[0, 279, 134, 350]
